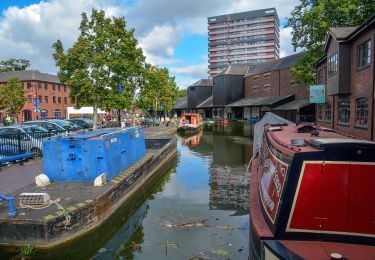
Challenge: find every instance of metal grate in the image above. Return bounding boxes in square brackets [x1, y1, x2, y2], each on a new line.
[19, 193, 50, 206]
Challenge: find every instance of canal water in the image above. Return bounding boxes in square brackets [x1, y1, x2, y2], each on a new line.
[3, 122, 254, 260]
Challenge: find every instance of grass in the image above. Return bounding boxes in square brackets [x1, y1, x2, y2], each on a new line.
[17, 244, 35, 257]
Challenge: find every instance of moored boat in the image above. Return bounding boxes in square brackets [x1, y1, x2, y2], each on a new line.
[177, 113, 203, 136]
[249, 113, 375, 259]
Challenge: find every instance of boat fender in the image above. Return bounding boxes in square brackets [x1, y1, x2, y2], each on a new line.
[94, 173, 107, 186]
[35, 174, 50, 187]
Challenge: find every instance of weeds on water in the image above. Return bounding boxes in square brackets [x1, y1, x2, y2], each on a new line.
[17, 244, 34, 257]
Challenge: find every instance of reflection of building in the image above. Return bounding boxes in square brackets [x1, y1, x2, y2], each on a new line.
[0, 70, 74, 122]
[209, 164, 250, 215]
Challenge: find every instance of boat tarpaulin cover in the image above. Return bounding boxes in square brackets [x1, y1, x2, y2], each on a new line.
[253, 112, 293, 155]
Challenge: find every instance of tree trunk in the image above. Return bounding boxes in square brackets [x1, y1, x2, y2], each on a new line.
[93, 103, 98, 130]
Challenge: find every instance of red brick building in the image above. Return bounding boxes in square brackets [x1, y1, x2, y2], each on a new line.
[227, 53, 314, 122]
[315, 15, 375, 140]
[0, 70, 74, 122]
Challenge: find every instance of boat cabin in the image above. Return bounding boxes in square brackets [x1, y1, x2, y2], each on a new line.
[180, 113, 202, 127]
[250, 117, 375, 259]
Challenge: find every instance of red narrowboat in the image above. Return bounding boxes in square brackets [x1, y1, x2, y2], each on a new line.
[178, 113, 203, 136]
[249, 113, 375, 259]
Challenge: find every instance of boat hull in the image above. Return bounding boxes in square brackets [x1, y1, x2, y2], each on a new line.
[177, 124, 203, 136]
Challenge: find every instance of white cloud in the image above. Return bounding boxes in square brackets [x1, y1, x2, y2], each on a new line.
[0, 0, 121, 73]
[0, 0, 301, 83]
[139, 25, 181, 64]
[170, 64, 208, 78]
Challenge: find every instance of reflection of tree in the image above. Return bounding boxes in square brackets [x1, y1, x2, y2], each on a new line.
[118, 224, 145, 259]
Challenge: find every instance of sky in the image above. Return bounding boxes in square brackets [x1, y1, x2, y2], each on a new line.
[0, 0, 300, 89]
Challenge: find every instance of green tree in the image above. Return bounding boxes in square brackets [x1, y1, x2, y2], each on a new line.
[0, 77, 27, 123]
[177, 88, 187, 98]
[138, 65, 178, 117]
[287, 0, 375, 84]
[0, 58, 30, 72]
[52, 9, 145, 129]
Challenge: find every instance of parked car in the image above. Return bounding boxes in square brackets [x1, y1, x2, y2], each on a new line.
[67, 118, 95, 129]
[0, 139, 26, 158]
[23, 119, 81, 133]
[0, 125, 50, 156]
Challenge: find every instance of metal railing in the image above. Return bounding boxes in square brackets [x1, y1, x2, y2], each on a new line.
[0, 132, 59, 158]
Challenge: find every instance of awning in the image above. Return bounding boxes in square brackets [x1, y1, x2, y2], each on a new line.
[197, 96, 213, 108]
[226, 94, 294, 108]
[271, 99, 312, 111]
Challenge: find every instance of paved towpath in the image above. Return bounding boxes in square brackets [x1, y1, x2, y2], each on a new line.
[0, 125, 177, 196]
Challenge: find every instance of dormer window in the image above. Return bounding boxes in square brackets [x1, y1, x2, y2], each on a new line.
[327, 52, 338, 76]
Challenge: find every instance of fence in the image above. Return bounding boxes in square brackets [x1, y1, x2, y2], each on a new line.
[0, 132, 60, 158]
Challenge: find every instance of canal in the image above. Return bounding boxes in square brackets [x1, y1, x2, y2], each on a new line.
[2, 122, 253, 259]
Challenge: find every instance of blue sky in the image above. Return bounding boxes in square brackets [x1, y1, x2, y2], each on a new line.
[0, 0, 299, 88]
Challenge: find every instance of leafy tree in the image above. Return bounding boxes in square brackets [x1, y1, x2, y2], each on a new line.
[177, 88, 187, 98]
[52, 9, 145, 129]
[287, 0, 375, 83]
[0, 59, 30, 72]
[0, 77, 27, 123]
[138, 65, 178, 117]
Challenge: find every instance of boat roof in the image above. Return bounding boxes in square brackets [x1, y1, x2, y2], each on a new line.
[181, 113, 200, 116]
[266, 124, 375, 154]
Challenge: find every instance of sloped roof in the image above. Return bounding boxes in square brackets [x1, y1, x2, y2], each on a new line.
[172, 96, 188, 109]
[271, 99, 311, 111]
[0, 70, 61, 84]
[330, 26, 358, 40]
[214, 64, 249, 77]
[227, 94, 294, 107]
[191, 79, 213, 87]
[197, 95, 213, 108]
[245, 53, 304, 77]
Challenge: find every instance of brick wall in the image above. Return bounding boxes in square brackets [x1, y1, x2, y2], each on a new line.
[244, 68, 309, 99]
[0, 80, 74, 122]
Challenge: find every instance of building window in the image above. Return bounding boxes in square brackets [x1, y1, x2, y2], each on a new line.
[58, 85, 61, 91]
[27, 95, 32, 103]
[54, 109, 62, 119]
[38, 95, 42, 103]
[27, 82, 32, 89]
[290, 80, 298, 87]
[317, 104, 323, 121]
[325, 102, 332, 122]
[253, 75, 260, 81]
[64, 97, 67, 104]
[53, 96, 56, 103]
[38, 83, 42, 89]
[264, 84, 271, 89]
[52, 84, 56, 91]
[41, 109, 48, 119]
[63, 86, 67, 92]
[328, 52, 338, 76]
[44, 83, 48, 90]
[338, 101, 350, 124]
[44, 96, 48, 103]
[355, 98, 368, 127]
[317, 69, 324, 84]
[263, 73, 271, 80]
[58, 97, 61, 103]
[357, 40, 371, 68]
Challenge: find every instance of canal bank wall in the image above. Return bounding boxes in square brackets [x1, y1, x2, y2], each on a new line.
[0, 137, 177, 248]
